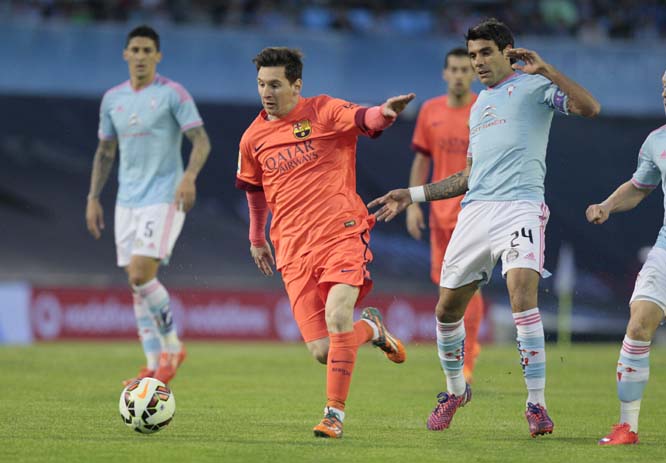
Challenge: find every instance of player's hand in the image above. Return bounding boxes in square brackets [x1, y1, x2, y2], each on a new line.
[85, 197, 104, 239]
[586, 203, 610, 225]
[406, 203, 425, 240]
[250, 242, 275, 276]
[382, 93, 416, 118]
[176, 173, 196, 212]
[367, 188, 412, 222]
[507, 48, 551, 76]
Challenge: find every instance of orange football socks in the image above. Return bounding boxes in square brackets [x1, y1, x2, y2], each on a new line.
[353, 319, 374, 345]
[326, 331, 359, 411]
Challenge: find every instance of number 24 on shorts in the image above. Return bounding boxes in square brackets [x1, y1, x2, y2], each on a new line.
[510, 228, 533, 247]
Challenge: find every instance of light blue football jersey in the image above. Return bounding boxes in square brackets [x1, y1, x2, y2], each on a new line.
[462, 73, 568, 206]
[98, 74, 203, 207]
[631, 125, 666, 250]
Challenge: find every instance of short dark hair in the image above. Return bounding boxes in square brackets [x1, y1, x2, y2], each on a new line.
[444, 47, 470, 69]
[465, 18, 514, 57]
[253, 47, 303, 84]
[126, 25, 160, 51]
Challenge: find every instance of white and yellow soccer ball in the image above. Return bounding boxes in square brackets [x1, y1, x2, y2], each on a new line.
[119, 377, 176, 434]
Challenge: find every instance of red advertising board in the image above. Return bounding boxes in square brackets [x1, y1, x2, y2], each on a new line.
[30, 287, 490, 342]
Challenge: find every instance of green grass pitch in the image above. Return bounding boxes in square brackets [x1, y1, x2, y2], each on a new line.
[1, 342, 664, 462]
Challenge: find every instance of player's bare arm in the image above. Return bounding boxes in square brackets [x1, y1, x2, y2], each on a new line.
[507, 48, 601, 118]
[86, 138, 118, 239]
[381, 93, 416, 118]
[586, 180, 653, 225]
[424, 160, 471, 201]
[176, 126, 211, 212]
[406, 152, 431, 240]
[369, 158, 471, 222]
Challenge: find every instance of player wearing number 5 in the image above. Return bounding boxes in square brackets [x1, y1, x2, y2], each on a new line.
[369, 18, 599, 437]
[85, 25, 211, 386]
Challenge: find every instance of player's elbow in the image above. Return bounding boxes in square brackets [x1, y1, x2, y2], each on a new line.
[197, 135, 212, 154]
[580, 101, 601, 118]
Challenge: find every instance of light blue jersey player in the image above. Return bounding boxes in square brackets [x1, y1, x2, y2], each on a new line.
[369, 18, 600, 437]
[588, 72, 666, 446]
[85, 25, 211, 387]
[464, 72, 568, 205]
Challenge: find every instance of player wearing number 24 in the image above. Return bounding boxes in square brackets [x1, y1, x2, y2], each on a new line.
[369, 18, 600, 437]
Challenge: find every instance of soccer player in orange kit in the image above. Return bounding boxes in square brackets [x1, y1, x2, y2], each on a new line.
[406, 47, 485, 382]
[235, 47, 415, 438]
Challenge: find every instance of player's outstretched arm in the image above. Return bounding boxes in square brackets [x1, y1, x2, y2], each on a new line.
[381, 93, 416, 118]
[86, 138, 117, 239]
[369, 157, 471, 222]
[177, 126, 211, 212]
[368, 188, 412, 222]
[586, 180, 653, 225]
[507, 48, 601, 118]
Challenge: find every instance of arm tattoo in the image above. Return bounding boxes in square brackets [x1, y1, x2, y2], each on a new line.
[424, 170, 469, 201]
[183, 126, 211, 177]
[88, 139, 117, 198]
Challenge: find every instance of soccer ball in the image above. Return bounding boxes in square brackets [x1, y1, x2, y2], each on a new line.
[119, 377, 176, 434]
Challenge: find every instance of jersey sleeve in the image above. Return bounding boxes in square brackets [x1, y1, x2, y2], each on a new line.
[317, 96, 380, 138]
[533, 75, 569, 115]
[466, 109, 474, 160]
[632, 136, 661, 190]
[235, 135, 263, 191]
[168, 83, 204, 132]
[411, 103, 431, 156]
[97, 92, 116, 140]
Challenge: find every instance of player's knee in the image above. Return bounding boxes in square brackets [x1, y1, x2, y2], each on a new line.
[312, 348, 328, 364]
[128, 272, 151, 287]
[626, 319, 653, 342]
[508, 290, 537, 312]
[435, 299, 464, 323]
[325, 312, 348, 332]
[306, 342, 329, 364]
[325, 307, 353, 332]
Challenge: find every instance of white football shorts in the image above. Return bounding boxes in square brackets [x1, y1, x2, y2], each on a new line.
[630, 246, 666, 314]
[440, 200, 550, 289]
[115, 203, 185, 267]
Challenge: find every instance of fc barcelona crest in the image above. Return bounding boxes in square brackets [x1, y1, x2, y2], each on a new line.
[293, 119, 312, 139]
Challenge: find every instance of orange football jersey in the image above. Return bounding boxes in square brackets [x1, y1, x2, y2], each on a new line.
[236, 95, 378, 269]
[411, 94, 477, 229]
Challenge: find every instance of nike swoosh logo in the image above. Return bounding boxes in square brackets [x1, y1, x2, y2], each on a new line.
[254, 142, 266, 152]
[331, 359, 353, 364]
[137, 381, 150, 399]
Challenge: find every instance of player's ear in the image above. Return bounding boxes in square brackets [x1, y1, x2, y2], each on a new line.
[155, 51, 163, 64]
[502, 44, 513, 61]
[293, 78, 302, 95]
[123, 48, 129, 62]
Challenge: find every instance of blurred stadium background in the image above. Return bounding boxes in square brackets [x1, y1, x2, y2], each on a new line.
[2, 0, 666, 347]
